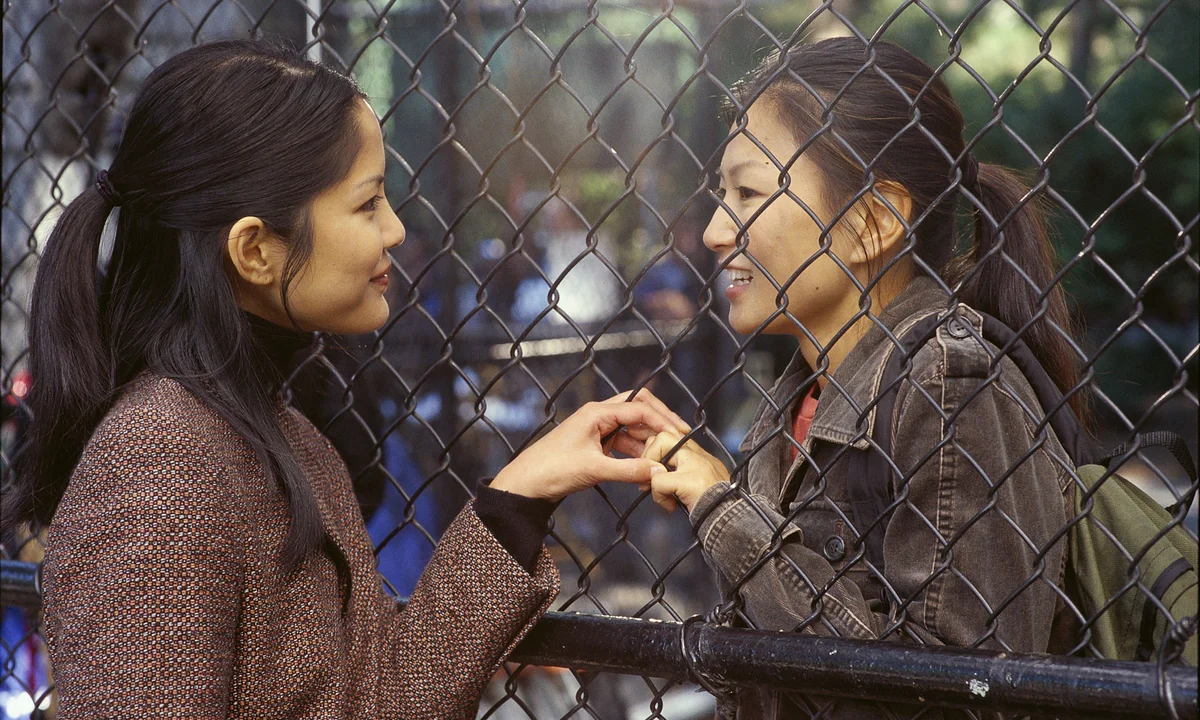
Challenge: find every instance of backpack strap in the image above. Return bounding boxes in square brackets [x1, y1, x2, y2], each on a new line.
[1101, 431, 1198, 485]
[847, 310, 1105, 574]
[847, 438, 893, 572]
[1135, 557, 1195, 662]
[1101, 431, 1198, 518]
[846, 315, 940, 573]
[976, 315, 1105, 467]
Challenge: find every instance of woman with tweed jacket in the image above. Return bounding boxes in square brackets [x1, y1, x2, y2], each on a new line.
[1, 40, 685, 719]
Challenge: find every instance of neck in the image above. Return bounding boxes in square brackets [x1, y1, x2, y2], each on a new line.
[797, 262, 913, 388]
[243, 310, 312, 387]
[797, 309, 872, 390]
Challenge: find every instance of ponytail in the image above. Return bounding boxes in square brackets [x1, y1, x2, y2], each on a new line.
[946, 163, 1091, 427]
[3, 182, 118, 530]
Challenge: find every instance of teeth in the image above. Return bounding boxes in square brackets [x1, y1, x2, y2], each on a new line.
[726, 269, 752, 286]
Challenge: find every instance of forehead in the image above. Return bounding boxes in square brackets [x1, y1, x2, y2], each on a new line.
[334, 101, 384, 182]
[314, 100, 384, 204]
[351, 100, 384, 160]
[721, 104, 799, 171]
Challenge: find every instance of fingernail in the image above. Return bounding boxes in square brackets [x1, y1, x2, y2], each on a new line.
[650, 462, 667, 476]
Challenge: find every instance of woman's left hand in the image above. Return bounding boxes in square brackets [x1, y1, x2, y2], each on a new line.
[640, 430, 730, 512]
[490, 389, 692, 502]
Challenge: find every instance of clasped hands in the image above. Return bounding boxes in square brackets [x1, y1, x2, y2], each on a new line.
[490, 389, 729, 512]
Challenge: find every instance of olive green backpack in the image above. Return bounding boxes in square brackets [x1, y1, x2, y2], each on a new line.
[1070, 453, 1197, 664]
[848, 312, 1198, 665]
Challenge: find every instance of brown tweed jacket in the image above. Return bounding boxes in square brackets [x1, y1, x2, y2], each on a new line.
[43, 375, 560, 719]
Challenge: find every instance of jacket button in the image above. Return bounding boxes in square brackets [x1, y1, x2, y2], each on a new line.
[946, 316, 972, 339]
[823, 535, 846, 562]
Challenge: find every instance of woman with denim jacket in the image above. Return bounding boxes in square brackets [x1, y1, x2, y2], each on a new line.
[640, 38, 1085, 718]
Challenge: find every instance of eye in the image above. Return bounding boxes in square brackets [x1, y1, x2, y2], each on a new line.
[736, 186, 758, 201]
[361, 195, 385, 213]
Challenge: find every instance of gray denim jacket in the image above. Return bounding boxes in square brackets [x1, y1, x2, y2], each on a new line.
[690, 276, 1076, 719]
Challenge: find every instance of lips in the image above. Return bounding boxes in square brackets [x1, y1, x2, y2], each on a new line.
[722, 265, 752, 301]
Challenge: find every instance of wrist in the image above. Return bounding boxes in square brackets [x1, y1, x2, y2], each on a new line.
[681, 477, 721, 512]
[686, 480, 732, 520]
[490, 468, 547, 500]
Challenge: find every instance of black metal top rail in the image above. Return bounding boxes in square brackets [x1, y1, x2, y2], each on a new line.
[2, 559, 1194, 718]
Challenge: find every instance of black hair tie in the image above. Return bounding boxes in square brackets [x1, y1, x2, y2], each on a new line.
[95, 169, 123, 207]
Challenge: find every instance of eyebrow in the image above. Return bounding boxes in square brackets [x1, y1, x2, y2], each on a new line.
[355, 174, 385, 190]
[719, 159, 773, 180]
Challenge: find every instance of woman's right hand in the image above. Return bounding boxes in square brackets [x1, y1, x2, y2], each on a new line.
[490, 389, 692, 502]
[640, 429, 731, 513]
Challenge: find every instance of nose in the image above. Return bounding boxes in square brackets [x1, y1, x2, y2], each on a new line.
[702, 201, 739, 257]
[383, 199, 405, 249]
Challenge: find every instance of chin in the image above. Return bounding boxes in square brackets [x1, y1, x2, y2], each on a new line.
[351, 306, 391, 335]
[320, 300, 391, 335]
[728, 306, 765, 336]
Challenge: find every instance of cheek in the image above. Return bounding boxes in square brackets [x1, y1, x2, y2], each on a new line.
[314, 221, 380, 282]
[773, 208, 839, 286]
[289, 233, 376, 309]
[748, 214, 843, 324]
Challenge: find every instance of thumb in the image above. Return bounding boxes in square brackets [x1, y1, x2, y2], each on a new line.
[594, 456, 668, 485]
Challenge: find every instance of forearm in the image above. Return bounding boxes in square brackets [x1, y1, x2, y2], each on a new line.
[382, 505, 559, 718]
[473, 480, 556, 573]
[690, 482, 878, 639]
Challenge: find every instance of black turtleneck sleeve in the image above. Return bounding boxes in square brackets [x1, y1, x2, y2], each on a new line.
[473, 481, 556, 574]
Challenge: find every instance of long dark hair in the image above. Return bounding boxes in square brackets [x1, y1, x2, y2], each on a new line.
[2, 40, 367, 567]
[726, 37, 1088, 422]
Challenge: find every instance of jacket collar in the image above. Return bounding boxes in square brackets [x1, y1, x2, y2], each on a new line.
[740, 275, 957, 457]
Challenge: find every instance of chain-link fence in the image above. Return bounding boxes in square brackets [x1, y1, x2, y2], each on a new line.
[2, 0, 1197, 718]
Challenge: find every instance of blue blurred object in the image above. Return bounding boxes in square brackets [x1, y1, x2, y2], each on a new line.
[365, 431, 439, 598]
[0, 606, 50, 719]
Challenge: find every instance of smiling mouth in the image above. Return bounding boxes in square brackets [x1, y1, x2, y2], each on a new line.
[726, 268, 752, 288]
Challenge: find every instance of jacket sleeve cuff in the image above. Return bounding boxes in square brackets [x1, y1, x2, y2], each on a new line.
[688, 481, 803, 585]
[473, 480, 556, 574]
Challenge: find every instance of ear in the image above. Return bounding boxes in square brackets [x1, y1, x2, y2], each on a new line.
[225, 217, 283, 287]
[845, 181, 913, 265]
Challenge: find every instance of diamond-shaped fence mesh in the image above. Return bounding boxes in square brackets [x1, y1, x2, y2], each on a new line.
[1, 0, 1197, 718]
